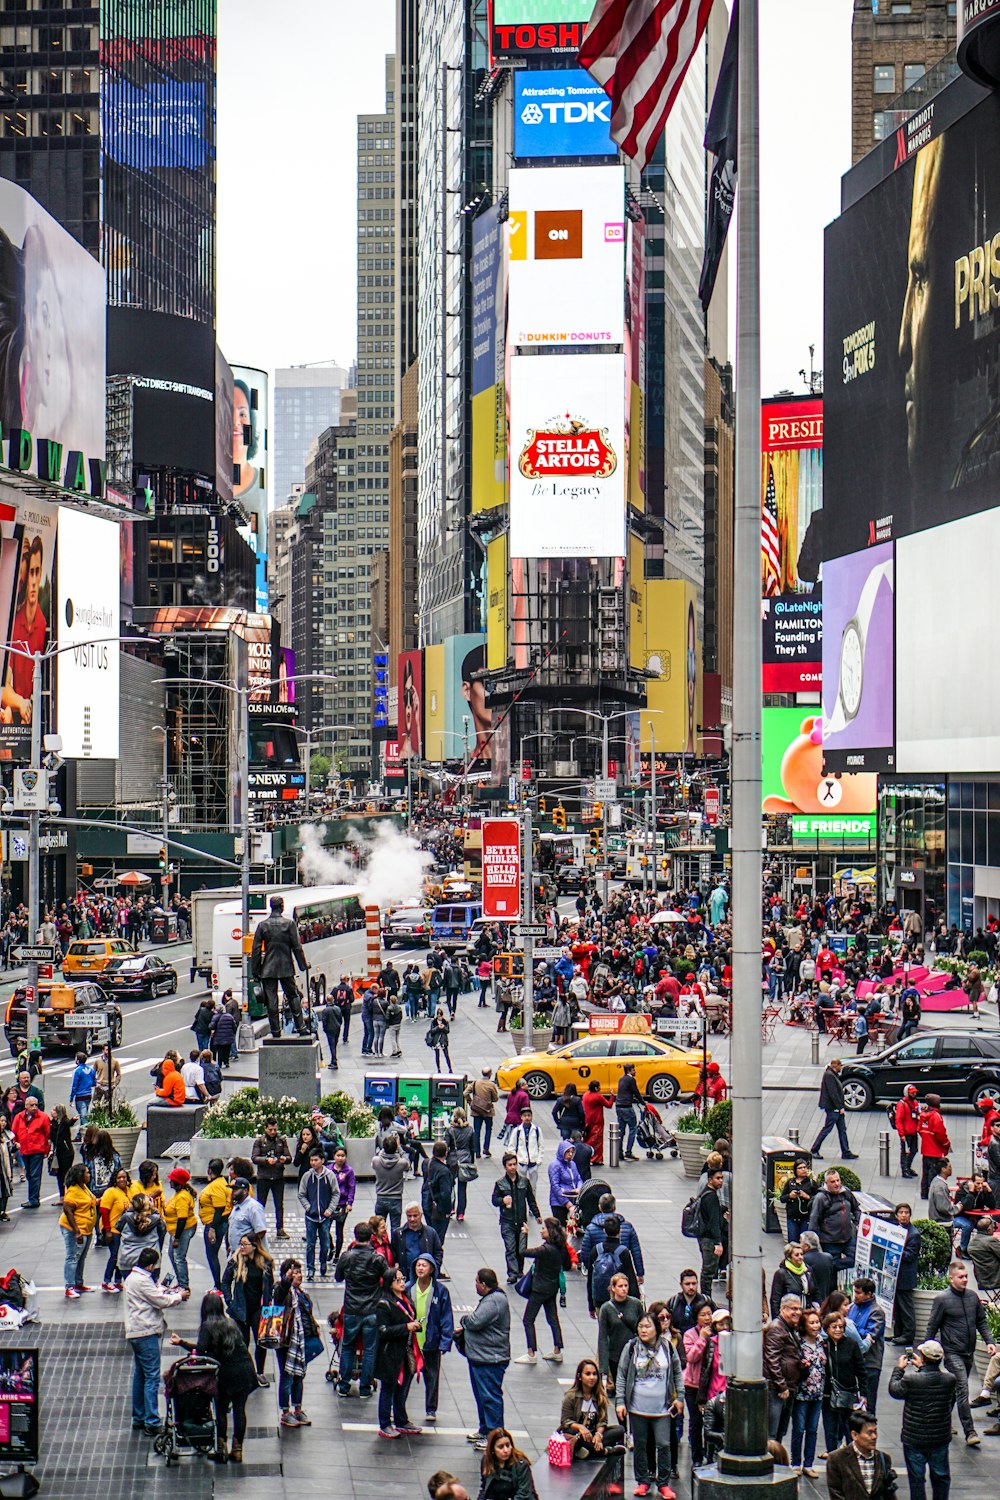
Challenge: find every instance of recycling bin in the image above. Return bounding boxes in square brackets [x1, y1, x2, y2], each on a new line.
[398, 1076, 432, 1140]
[363, 1074, 398, 1110]
[762, 1135, 812, 1234]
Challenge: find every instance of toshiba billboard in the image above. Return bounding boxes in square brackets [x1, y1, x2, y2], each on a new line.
[509, 353, 626, 559]
[489, 0, 592, 61]
[507, 165, 625, 347]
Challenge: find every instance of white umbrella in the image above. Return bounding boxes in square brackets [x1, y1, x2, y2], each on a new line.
[651, 909, 685, 924]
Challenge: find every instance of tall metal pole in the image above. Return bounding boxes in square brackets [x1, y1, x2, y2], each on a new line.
[721, 0, 770, 1475]
[522, 803, 534, 1051]
[25, 652, 42, 1056]
[240, 684, 251, 1013]
[601, 716, 609, 904]
[161, 728, 170, 903]
[650, 722, 658, 899]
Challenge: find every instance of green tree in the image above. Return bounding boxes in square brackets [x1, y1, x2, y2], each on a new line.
[309, 752, 331, 790]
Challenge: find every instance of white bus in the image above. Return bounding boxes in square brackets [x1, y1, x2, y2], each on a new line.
[210, 883, 365, 1005]
[624, 834, 671, 887]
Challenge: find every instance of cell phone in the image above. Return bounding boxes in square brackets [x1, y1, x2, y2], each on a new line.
[905, 1346, 913, 1358]
[162, 1274, 175, 1287]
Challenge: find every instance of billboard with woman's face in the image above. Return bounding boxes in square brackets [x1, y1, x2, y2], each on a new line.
[397, 649, 423, 761]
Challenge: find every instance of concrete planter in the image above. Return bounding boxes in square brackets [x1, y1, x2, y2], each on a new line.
[109, 1126, 142, 1171]
[675, 1130, 710, 1179]
[772, 1201, 790, 1242]
[188, 1132, 377, 1182]
[910, 1287, 942, 1342]
[510, 1028, 552, 1056]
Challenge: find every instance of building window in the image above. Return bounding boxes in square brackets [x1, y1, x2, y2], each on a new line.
[902, 63, 924, 91]
[873, 111, 889, 142]
[890, 2, 911, 11]
[873, 64, 895, 93]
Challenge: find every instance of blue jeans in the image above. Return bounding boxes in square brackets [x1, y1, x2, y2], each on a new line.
[378, 1370, 413, 1431]
[169, 1224, 196, 1290]
[903, 1442, 950, 1500]
[338, 1310, 377, 1393]
[617, 1106, 638, 1155]
[276, 1351, 304, 1411]
[468, 1361, 507, 1435]
[953, 1214, 976, 1255]
[130, 1334, 162, 1428]
[305, 1216, 332, 1274]
[104, 1231, 122, 1284]
[72, 1096, 91, 1131]
[473, 1116, 492, 1157]
[405, 991, 420, 1021]
[791, 1397, 822, 1468]
[195, 1030, 211, 1054]
[24, 1152, 43, 1207]
[61, 1226, 89, 1289]
[811, 1110, 850, 1155]
[361, 1015, 375, 1053]
[373, 1019, 387, 1056]
[203, 1225, 223, 1289]
[373, 1197, 402, 1236]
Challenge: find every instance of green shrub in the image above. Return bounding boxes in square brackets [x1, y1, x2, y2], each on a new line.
[345, 1103, 377, 1138]
[827, 1164, 862, 1192]
[675, 1110, 710, 1134]
[319, 1090, 355, 1123]
[89, 1099, 139, 1129]
[200, 1086, 312, 1140]
[966, 950, 989, 969]
[703, 1099, 732, 1142]
[913, 1218, 952, 1281]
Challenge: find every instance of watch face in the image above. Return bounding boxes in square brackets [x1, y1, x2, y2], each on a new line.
[840, 621, 864, 719]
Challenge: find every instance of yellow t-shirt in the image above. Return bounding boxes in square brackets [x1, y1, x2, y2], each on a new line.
[99, 1184, 131, 1232]
[163, 1186, 197, 1236]
[198, 1177, 232, 1226]
[59, 1184, 97, 1236]
[129, 1180, 164, 1216]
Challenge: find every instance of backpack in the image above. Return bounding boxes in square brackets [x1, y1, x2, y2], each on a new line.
[886, 1100, 898, 1130]
[681, 1193, 707, 1240]
[591, 1242, 629, 1306]
[385, 1002, 402, 1027]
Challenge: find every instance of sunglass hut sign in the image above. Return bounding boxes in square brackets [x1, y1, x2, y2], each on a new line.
[2, 427, 105, 499]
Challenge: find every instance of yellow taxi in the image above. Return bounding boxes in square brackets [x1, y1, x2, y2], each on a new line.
[62, 937, 137, 977]
[497, 1033, 707, 1103]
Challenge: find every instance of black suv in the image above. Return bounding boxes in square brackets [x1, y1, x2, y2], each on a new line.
[839, 1030, 1000, 1111]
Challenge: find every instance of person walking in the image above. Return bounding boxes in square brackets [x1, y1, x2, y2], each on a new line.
[273, 1257, 322, 1428]
[582, 1080, 615, 1166]
[426, 1006, 453, 1073]
[825, 1412, 898, 1500]
[446, 1108, 476, 1221]
[598, 1272, 644, 1390]
[466, 1071, 500, 1160]
[891, 1204, 922, 1348]
[581, 1194, 646, 1283]
[492, 1153, 542, 1284]
[227, 1177, 266, 1251]
[123, 1246, 190, 1435]
[462, 1268, 512, 1451]
[49, 1103, 75, 1202]
[392, 1204, 443, 1280]
[209, 1003, 238, 1068]
[408, 1252, 453, 1425]
[918, 1097, 951, 1201]
[615, 1066, 644, 1162]
[372, 1133, 409, 1237]
[11, 1095, 49, 1209]
[809, 1059, 858, 1161]
[320, 998, 342, 1069]
[791, 1307, 828, 1478]
[764, 1294, 803, 1443]
[360, 985, 376, 1056]
[515, 1217, 572, 1367]
[192, 998, 215, 1055]
[500, 1080, 531, 1145]
[298, 1148, 336, 1280]
[552, 1084, 586, 1141]
[895, 1087, 921, 1179]
[422, 1139, 455, 1262]
[888, 1339, 957, 1500]
[222, 1232, 275, 1384]
[513, 1106, 544, 1195]
[925, 1259, 996, 1446]
[59, 1163, 97, 1297]
[334, 1219, 388, 1398]
[374, 1264, 424, 1438]
[252, 1119, 292, 1241]
[330, 1144, 356, 1261]
[696, 1167, 727, 1296]
[809, 1170, 860, 1273]
[198, 1158, 232, 1290]
[68, 1052, 96, 1138]
[170, 1290, 259, 1462]
[615, 1310, 684, 1498]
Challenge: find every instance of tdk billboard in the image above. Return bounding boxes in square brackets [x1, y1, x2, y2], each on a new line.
[513, 69, 617, 160]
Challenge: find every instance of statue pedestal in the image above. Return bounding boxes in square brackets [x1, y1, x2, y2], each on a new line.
[259, 1036, 320, 1105]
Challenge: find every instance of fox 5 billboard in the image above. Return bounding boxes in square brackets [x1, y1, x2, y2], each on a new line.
[507, 165, 625, 346]
[513, 70, 616, 159]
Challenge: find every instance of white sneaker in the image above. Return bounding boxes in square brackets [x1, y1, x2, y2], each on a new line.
[514, 1352, 537, 1365]
[542, 1351, 563, 1363]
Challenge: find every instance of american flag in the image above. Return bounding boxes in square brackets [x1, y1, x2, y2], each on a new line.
[762, 461, 781, 597]
[579, 0, 715, 170]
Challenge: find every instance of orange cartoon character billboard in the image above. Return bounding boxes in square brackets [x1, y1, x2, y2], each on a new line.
[762, 712, 877, 817]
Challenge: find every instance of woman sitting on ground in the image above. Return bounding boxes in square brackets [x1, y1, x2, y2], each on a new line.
[559, 1356, 625, 1460]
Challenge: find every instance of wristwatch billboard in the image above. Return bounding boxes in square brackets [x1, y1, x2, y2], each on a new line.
[825, 559, 893, 735]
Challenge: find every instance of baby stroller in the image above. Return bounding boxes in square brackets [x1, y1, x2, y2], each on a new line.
[636, 1102, 677, 1161]
[155, 1354, 220, 1464]
[324, 1308, 344, 1384]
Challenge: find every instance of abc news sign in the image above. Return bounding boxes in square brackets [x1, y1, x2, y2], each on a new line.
[513, 69, 616, 160]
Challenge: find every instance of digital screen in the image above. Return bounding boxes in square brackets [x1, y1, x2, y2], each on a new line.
[56, 509, 121, 760]
[513, 69, 616, 159]
[103, 79, 209, 170]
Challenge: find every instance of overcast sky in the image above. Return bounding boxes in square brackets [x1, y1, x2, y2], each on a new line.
[217, 0, 853, 395]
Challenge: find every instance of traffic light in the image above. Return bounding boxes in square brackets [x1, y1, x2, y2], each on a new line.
[592, 802, 603, 824]
[538, 796, 548, 816]
[158, 847, 167, 872]
[589, 829, 600, 854]
[553, 805, 566, 831]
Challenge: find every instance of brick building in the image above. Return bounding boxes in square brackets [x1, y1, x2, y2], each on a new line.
[852, 0, 956, 163]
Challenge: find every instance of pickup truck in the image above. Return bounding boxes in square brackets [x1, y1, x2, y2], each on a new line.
[4, 981, 123, 1057]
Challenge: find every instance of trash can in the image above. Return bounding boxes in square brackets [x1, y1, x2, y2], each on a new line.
[363, 1074, 398, 1110]
[762, 1136, 812, 1234]
[398, 1076, 432, 1140]
[150, 911, 178, 943]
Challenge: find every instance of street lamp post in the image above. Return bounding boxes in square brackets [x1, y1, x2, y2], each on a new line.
[649, 721, 658, 899]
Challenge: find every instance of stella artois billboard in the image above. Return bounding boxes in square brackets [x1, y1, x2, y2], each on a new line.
[509, 353, 627, 558]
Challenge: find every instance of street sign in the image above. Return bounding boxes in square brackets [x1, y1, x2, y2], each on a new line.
[654, 1016, 702, 1039]
[93, 1028, 110, 1044]
[68, 1011, 110, 1029]
[515, 924, 547, 938]
[704, 786, 720, 826]
[38, 964, 52, 981]
[591, 777, 617, 801]
[14, 946, 57, 963]
[531, 945, 564, 958]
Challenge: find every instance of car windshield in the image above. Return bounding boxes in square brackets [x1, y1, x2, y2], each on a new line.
[104, 958, 143, 973]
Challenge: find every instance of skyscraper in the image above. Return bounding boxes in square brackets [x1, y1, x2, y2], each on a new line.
[273, 362, 349, 504]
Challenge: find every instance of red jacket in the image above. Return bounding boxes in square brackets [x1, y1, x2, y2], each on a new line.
[980, 1105, 1000, 1144]
[894, 1098, 920, 1138]
[917, 1108, 950, 1159]
[12, 1109, 50, 1157]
